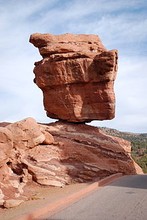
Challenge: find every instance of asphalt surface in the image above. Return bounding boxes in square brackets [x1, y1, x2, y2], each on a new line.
[40, 175, 147, 220]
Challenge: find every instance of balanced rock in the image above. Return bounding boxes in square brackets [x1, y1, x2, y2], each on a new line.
[30, 33, 118, 122]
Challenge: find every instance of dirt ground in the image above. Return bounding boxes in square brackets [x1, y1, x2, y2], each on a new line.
[0, 181, 90, 220]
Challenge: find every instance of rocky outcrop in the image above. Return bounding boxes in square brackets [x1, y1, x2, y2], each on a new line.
[0, 118, 143, 208]
[0, 127, 13, 168]
[40, 121, 143, 180]
[30, 33, 118, 122]
[0, 33, 142, 210]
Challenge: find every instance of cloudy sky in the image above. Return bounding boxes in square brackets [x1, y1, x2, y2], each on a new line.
[0, 0, 147, 133]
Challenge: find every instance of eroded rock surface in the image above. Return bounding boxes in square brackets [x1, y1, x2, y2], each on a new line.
[30, 33, 118, 122]
[0, 118, 143, 208]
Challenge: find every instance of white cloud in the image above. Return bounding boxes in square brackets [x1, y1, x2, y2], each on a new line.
[0, 0, 147, 132]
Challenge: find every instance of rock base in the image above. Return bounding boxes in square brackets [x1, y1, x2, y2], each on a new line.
[0, 118, 143, 208]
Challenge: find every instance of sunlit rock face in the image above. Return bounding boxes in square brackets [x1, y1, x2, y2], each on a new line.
[30, 33, 118, 122]
[0, 118, 143, 208]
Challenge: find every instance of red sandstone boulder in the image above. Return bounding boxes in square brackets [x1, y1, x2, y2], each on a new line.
[30, 33, 118, 122]
[0, 118, 54, 207]
[20, 121, 143, 187]
[7, 117, 45, 150]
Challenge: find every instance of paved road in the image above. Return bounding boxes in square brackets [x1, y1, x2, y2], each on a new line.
[41, 175, 147, 220]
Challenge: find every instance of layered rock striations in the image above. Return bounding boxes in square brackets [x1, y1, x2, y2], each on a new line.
[0, 118, 143, 207]
[30, 33, 118, 122]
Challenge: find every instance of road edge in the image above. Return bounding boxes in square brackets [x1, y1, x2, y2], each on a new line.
[14, 173, 123, 220]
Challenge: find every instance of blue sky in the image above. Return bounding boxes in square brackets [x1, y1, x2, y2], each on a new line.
[0, 0, 147, 132]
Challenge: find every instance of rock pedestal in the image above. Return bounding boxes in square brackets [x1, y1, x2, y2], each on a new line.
[0, 118, 143, 208]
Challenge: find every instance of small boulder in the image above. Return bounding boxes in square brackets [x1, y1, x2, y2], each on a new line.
[3, 199, 24, 208]
[42, 131, 54, 145]
[7, 117, 45, 149]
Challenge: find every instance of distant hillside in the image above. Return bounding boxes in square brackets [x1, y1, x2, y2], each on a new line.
[100, 127, 147, 173]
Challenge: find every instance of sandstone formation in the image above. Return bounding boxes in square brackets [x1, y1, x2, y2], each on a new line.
[0, 33, 143, 211]
[0, 118, 143, 208]
[30, 33, 118, 122]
